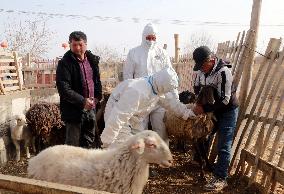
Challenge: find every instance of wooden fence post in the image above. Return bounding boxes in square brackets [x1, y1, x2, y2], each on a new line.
[13, 51, 23, 90]
[230, 0, 263, 172]
[174, 34, 180, 63]
[232, 31, 246, 75]
[27, 53, 31, 67]
[239, 0, 262, 109]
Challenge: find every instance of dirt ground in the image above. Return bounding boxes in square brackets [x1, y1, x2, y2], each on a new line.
[144, 147, 266, 194]
[1, 145, 282, 194]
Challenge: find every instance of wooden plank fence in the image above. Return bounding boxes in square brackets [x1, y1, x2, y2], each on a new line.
[171, 55, 195, 92]
[0, 51, 23, 94]
[0, 51, 125, 94]
[209, 27, 284, 193]
[22, 54, 58, 89]
[98, 62, 123, 90]
[229, 37, 284, 193]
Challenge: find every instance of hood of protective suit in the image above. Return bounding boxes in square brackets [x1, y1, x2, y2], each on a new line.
[141, 23, 158, 50]
[151, 67, 179, 95]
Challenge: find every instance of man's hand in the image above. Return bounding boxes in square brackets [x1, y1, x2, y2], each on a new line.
[186, 109, 196, 119]
[193, 104, 204, 115]
[84, 98, 94, 110]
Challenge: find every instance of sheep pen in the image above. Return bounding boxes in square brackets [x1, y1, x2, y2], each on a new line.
[1, 89, 275, 194]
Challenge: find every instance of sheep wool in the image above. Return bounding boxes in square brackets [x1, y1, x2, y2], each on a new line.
[25, 103, 65, 145]
[165, 104, 214, 140]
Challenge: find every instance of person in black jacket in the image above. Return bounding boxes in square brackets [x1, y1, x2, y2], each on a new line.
[192, 46, 239, 191]
[56, 31, 102, 148]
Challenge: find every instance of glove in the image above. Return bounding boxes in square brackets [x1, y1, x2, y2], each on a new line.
[182, 109, 196, 120]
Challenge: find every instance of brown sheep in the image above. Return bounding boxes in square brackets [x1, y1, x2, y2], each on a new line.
[25, 103, 66, 152]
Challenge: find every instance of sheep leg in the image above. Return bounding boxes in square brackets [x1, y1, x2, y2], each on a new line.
[176, 139, 187, 153]
[35, 136, 43, 154]
[32, 136, 36, 153]
[182, 140, 187, 153]
[24, 140, 31, 159]
[94, 124, 102, 149]
[12, 139, 21, 161]
[193, 140, 206, 181]
[198, 138, 213, 172]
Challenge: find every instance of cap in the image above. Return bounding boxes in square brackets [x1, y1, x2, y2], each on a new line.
[193, 46, 211, 71]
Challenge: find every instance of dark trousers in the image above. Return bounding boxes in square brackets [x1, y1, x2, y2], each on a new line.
[65, 109, 101, 148]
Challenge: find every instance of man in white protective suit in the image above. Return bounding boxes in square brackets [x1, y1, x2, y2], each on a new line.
[100, 67, 196, 148]
[123, 23, 174, 145]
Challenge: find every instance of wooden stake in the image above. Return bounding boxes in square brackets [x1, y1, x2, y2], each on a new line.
[27, 53, 31, 67]
[174, 34, 180, 63]
[13, 51, 23, 90]
[230, 32, 241, 63]
[232, 31, 246, 75]
[239, 0, 263, 107]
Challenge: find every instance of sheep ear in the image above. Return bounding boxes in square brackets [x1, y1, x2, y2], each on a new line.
[130, 139, 145, 154]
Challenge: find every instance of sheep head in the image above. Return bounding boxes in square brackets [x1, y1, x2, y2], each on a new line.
[14, 114, 26, 126]
[179, 90, 196, 104]
[129, 131, 173, 168]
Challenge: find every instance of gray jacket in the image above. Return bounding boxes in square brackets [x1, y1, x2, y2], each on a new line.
[193, 58, 239, 114]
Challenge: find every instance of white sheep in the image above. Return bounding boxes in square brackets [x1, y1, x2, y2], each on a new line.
[10, 114, 35, 161]
[28, 130, 173, 194]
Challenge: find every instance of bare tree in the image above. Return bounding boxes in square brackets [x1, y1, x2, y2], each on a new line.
[92, 45, 122, 63]
[4, 18, 54, 59]
[182, 30, 216, 55]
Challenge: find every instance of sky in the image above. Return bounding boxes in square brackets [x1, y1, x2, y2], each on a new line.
[0, 0, 284, 59]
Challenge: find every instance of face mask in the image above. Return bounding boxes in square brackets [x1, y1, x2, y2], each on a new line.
[145, 40, 156, 49]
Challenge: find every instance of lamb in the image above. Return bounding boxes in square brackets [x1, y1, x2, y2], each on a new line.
[25, 103, 66, 152]
[10, 114, 35, 161]
[28, 130, 173, 194]
[165, 86, 216, 179]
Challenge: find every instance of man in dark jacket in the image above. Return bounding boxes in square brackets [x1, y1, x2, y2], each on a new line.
[192, 46, 239, 191]
[56, 31, 102, 148]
